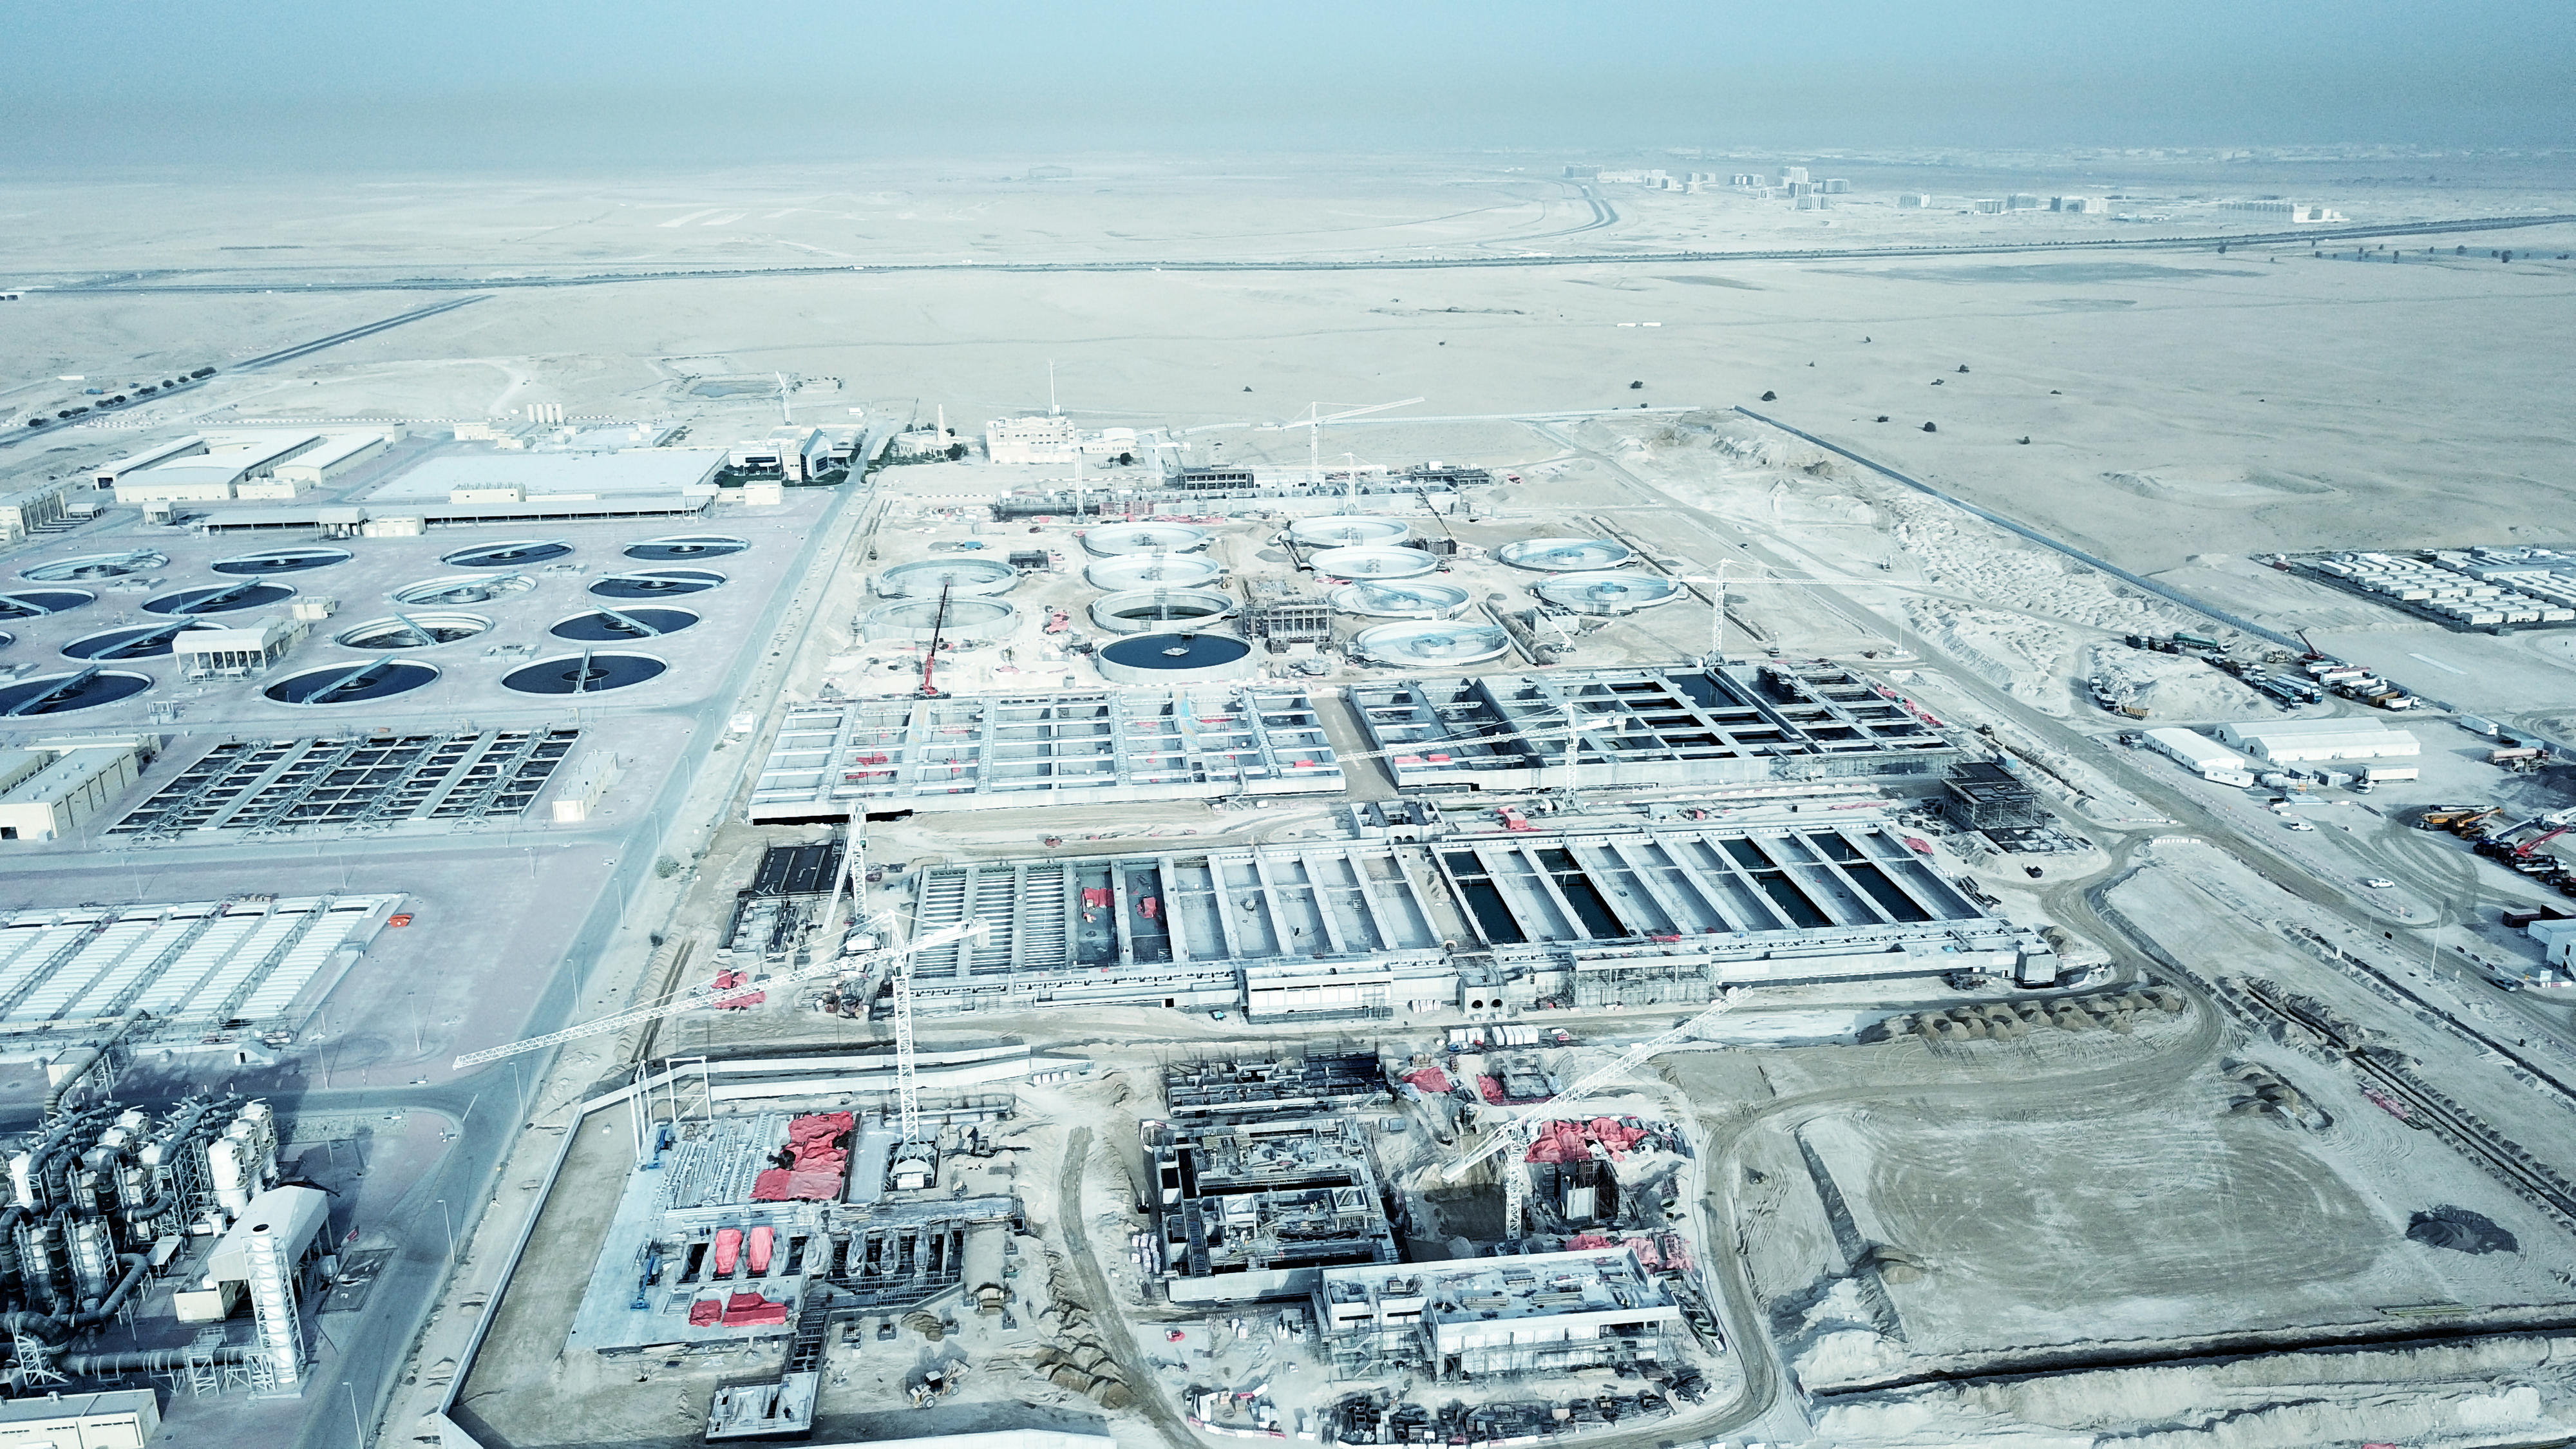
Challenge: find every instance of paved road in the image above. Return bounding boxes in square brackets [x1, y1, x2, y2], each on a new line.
[19, 213, 2570, 296]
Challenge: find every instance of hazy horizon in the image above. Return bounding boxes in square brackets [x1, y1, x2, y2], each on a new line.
[7, 0, 2573, 173]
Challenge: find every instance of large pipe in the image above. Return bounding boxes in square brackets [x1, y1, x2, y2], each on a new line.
[52, 1344, 254, 1377]
[39, 1012, 145, 1119]
[2, 1252, 150, 1345]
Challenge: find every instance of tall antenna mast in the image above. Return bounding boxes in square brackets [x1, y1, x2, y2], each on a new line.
[777, 372, 791, 424]
[1048, 361, 1059, 416]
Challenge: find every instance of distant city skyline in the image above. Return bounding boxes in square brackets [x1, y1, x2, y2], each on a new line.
[4, 0, 2571, 170]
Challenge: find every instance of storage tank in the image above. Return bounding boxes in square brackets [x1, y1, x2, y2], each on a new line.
[208, 1136, 251, 1218]
[1497, 537, 1636, 572]
[1095, 632, 1258, 686]
[1090, 588, 1238, 634]
[1307, 546, 1436, 580]
[875, 557, 1018, 598]
[1083, 523, 1209, 558]
[1531, 572, 1685, 614]
[1327, 580, 1473, 620]
[1084, 554, 1222, 591]
[1288, 515, 1410, 549]
[1352, 620, 1511, 668]
[862, 597, 1016, 647]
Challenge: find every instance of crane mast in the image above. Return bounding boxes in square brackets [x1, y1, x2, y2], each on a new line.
[1441, 987, 1742, 1238]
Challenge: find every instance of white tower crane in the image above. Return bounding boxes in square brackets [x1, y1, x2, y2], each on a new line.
[1439, 987, 1743, 1238]
[1265, 397, 1425, 496]
[449, 918, 989, 1070]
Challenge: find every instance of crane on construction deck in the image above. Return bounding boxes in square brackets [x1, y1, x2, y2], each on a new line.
[1263, 397, 1425, 494]
[1437, 987, 1744, 1238]
[918, 582, 953, 698]
[450, 918, 989, 1068]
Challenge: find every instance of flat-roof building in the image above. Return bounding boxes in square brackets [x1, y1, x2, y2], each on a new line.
[985, 415, 1077, 466]
[0, 478, 77, 542]
[91, 433, 209, 487]
[113, 432, 325, 502]
[2143, 728, 2257, 786]
[2216, 719, 2420, 764]
[1315, 1247, 1682, 1381]
[0, 1388, 162, 1448]
[365, 448, 726, 504]
[0, 743, 142, 842]
[269, 432, 389, 489]
[173, 616, 306, 680]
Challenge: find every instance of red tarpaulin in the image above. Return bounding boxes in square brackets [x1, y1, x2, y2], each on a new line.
[752, 1168, 847, 1202]
[1524, 1117, 1650, 1164]
[688, 1298, 723, 1327]
[720, 1291, 790, 1327]
[713, 1227, 741, 1276]
[747, 1224, 774, 1275]
[1566, 1233, 1615, 1251]
[1401, 1067, 1452, 1095]
[1477, 1076, 1506, 1104]
[1081, 887, 1113, 907]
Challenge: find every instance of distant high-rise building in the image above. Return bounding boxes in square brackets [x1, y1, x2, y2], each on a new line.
[1729, 173, 1763, 187]
[1896, 193, 1932, 209]
[1781, 166, 1810, 185]
[1972, 198, 2006, 214]
[986, 415, 1077, 466]
[2007, 193, 2041, 211]
[2050, 196, 2096, 213]
[2219, 199, 2345, 222]
[1822, 178, 1850, 194]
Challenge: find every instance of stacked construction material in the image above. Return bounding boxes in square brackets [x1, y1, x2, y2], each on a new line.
[688, 1291, 792, 1328]
[752, 1111, 855, 1201]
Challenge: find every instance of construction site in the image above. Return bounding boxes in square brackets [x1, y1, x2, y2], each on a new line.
[11, 292, 2576, 1449]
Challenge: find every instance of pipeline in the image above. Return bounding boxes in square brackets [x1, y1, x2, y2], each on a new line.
[52, 1344, 255, 1378]
[37, 1012, 143, 1119]
[1, 1253, 150, 1345]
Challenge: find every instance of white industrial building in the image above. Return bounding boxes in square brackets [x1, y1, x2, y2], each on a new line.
[111, 432, 330, 502]
[2219, 199, 2345, 223]
[91, 433, 209, 488]
[365, 448, 726, 504]
[2217, 719, 2420, 764]
[0, 740, 144, 842]
[0, 478, 77, 542]
[175, 616, 307, 681]
[0, 1388, 161, 1447]
[269, 432, 389, 489]
[2142, 728, 2257, 787]
[985, 415, 1078, 466]
[1315, 1248, 1682, 1381]
[2530, 918, 2576, 969]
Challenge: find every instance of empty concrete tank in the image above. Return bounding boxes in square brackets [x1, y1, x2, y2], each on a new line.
[1095, 632, 1257, 685]
[1309, 546, 1436, 580]
[1352, 620, 1511, 667]
[1288, 515, 1411, 549]
[1329, 579, 1473, 619]
[876, 556, 1018, 597]
[1090, 588, 1238, 634]
[1498, 537, 1636, 572]
[1531, 572, 1684, 614]
[1083, 523, 1210, 557]
[863, 596, 1016, 645]
[1084, 554, 1223, 591]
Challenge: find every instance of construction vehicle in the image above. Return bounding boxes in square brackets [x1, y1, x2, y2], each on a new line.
[918, 583, 954, 697]
[2475, 808, 2576, 858]
[2445, 807, 2506, 836]
[2414, 806, 2481, 829]
[1437, 989, 1743, 1238]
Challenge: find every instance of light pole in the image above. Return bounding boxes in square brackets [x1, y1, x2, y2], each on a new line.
[435, 1198, 457, 1265]
[345, 1379, 365, 1447]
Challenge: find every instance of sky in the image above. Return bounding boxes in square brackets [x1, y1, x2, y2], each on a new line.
[6, 0, 2571, 170]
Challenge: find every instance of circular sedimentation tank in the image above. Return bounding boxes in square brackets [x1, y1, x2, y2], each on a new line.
[61, 625, 202, 661]
[392, 573, 534, 607]
[589, 568, 724, 600]
[1498, 536, 1636, 572]
[1287, 515, 1411, 549]
[1090, 587, 1237, 634]
[264, 659, 440, 706]
[551, 607, 700, 642]
[21, 551, 167, 582]
[1081, 522, 1209, 558]
[1353, 620, 1511, 667]
[1308, 545, 1435, 580]
[862, 596, 1016, 645]
[502, 652, 669, 696]
[0, 589, 95, 620]
[1532, 571, 1685, 614]
[334, 613, 493, 649]
[0, 670, 152, 715]
[441, 538, 573, 569]
[623, 534, 748, 562]
[144, 583, 296, 616]
[876, 557, 1018, 598]
[1328, 579, 1473, 619]
[1083, 554, 1222, 591]
[212, 547, 350, 576]
[1095, 631, 1255, 685]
